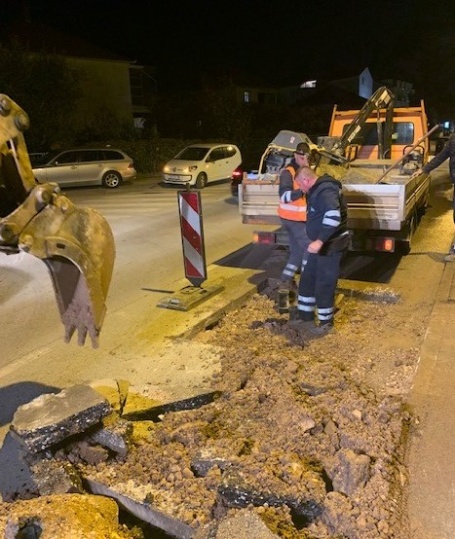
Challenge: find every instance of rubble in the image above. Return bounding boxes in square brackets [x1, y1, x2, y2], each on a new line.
[316, 162, 400, 185]
[11, 384, 112, 453]
[0, 493, 140, 539]
[0, 276, 429, 538]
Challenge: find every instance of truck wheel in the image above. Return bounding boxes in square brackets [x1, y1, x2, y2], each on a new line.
[102, 171, 122, 188]
[195, 173, 207, 189]
[402, 211, 418, 254]
[418, 191, 430, 217]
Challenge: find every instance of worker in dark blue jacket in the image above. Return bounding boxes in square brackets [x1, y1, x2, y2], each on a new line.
[294, 166, 350, 335]
[423, 134, 455, 186]
[413, 133, 455, 254]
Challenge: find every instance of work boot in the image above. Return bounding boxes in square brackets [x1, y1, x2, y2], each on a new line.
[309, 322, 335, 336]
[278, 279, 297, 291]
[288, 319, 315, 330]
[268, 277, 296, 291]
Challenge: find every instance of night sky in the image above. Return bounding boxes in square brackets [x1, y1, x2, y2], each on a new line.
[3, 0, 455, 95]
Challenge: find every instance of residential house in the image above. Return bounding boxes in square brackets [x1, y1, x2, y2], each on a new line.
[2, 21, 156, 133]
[233, 66, 374, 107]
[235, 66, 415, 109]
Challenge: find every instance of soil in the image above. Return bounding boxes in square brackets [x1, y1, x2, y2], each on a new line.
[0, 275, 430, 539]
[95, 283, 424, 538]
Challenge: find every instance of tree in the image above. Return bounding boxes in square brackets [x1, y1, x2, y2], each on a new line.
[198, 74, 252, 148]
[0, 41, 81, 149]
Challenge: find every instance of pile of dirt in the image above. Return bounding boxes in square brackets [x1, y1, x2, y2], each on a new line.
[316, 163, 393, 184]
[1, 279, 428, 538]
[81, 281, 422, 538]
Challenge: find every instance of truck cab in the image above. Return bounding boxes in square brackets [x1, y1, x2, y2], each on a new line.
[326, 102, 430, 166]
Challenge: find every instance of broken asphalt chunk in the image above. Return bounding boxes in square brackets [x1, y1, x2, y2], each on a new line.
[86, 478, 194, 539]
[10, 384, 112, 453]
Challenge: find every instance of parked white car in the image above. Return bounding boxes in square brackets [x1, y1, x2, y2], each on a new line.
[162, 143, 242, 189]
[32, 148, 137, 188]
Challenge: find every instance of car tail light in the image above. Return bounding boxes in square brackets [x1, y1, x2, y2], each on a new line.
[231, 167, 243, 180]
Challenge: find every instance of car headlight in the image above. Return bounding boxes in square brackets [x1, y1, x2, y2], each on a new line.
[188, 166, 198, 172]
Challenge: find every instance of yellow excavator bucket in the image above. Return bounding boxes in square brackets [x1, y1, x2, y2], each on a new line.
[0, 94, 115, 348]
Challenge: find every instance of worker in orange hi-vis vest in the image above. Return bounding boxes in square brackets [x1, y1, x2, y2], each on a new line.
[277, 142, 311, 288]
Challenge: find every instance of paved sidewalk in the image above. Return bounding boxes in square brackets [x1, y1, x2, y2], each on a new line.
[407, 252, 455, 539]
[405, 161, 455, 538]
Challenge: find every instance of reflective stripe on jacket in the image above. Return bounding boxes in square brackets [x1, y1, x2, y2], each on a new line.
[277, 165, 307, 221]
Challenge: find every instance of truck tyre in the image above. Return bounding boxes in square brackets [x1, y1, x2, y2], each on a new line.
[195, 173, 207, 189]
[401, 210, 418, 255]
[102, 171, 122, 188]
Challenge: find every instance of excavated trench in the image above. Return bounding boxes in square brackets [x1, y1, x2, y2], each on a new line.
[2, 271, 423, 539]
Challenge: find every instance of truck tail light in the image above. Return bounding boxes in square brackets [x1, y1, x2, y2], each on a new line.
[253, 231, 277, 244]
[375, 237, 395, 252]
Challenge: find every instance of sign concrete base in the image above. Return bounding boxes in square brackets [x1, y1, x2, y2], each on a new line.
[157, 285, 224, 311]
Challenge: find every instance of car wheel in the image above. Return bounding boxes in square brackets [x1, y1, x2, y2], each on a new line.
[195, 173, 207, 189]
[102, 171, 122, 188]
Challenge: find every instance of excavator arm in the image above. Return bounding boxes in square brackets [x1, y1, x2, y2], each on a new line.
[0, 94, 115, 348]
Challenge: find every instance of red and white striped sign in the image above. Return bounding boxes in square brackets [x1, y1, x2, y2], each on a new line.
[178, 190, 207, 287]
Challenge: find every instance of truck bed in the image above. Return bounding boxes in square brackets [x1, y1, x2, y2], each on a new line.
[239, 167, 430, 232]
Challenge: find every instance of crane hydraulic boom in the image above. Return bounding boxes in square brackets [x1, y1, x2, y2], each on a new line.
[319, 86, 395, 164]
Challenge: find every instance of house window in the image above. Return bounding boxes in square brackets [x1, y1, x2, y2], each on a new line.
[130, 70, 144, 105]
[258, 92, 277, 104]
[301, 80, 316, 88]
[129, 69, 156, 107]
[243, 91, 250, 103]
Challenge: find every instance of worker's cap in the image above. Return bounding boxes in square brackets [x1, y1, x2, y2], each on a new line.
[294, 142, 310, 156]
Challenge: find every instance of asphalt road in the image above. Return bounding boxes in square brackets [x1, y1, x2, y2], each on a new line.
[0, 177, 278, 394]
[1, 166, 451, 382]
[0, 163, 452, 412]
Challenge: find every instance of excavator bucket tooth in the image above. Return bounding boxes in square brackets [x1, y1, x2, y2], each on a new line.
[20, 200, 115, 348]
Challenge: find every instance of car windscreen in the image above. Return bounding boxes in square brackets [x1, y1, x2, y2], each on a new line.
[176, 147, 210, 161]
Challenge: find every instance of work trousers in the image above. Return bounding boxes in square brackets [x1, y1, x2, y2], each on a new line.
[297, 250, 343, 324]
[280, 218, 310, 281]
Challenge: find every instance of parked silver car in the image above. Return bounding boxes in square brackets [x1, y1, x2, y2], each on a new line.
[32, 148, 137, 188]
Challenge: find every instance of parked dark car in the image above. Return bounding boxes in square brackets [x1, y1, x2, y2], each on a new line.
[230, 160, 259, 197]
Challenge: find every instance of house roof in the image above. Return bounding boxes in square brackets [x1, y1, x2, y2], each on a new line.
[298, 85, 367, 109]
[300, 65, 371, 86]
[2, 21, 131, 62]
